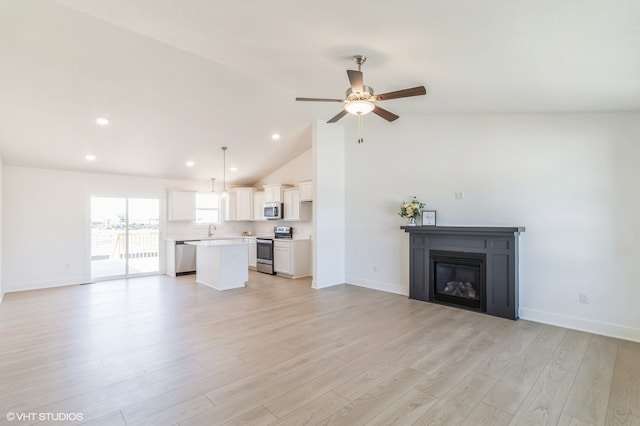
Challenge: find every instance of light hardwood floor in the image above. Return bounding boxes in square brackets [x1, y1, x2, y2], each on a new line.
[0, 272, 638, 426]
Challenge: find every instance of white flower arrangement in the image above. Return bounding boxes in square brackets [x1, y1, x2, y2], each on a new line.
[399, 196, 425, 219]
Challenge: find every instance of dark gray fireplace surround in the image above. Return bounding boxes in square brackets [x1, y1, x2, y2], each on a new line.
[402, 226, 525, 320]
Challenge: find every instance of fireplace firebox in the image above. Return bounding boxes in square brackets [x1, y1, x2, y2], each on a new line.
[430, 250, 486, 312]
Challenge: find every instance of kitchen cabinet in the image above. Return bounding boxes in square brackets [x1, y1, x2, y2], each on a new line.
[226, 188, 254, 221]
[299, 180, 313, 202]
[253, 191, 265, 221]
[283, 189, 311, 221]
[167, 190, 196, 221]
[263, 184, 292, 203]
[235, 188, 254, 221]
[248, 239, 257, 269]
[188, 240, 249, 290]
[224, 191, 238, 221]
[274, 239, 311, 278]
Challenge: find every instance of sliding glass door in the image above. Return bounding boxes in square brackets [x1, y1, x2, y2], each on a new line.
[90, 197, 160, 280]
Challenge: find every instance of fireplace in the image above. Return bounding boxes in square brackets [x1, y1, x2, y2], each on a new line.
[430, 250, 486, 312]
[402, 226, 524, 320]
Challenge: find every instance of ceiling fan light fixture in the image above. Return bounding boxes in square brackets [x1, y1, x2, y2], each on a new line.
[345, 100, 374, 115]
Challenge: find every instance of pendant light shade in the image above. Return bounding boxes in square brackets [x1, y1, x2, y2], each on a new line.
[221, 146, 228, 198]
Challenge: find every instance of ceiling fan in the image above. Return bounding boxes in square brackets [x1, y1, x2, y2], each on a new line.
[296, 55, 427, 125]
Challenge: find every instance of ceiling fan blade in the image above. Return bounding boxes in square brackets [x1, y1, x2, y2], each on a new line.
[372, 105, 400, 122]
[296, 97, 344, 102]
[373, 86, 426, 101]
[327, 110, 348, 123]
[347, 70, 364, 93]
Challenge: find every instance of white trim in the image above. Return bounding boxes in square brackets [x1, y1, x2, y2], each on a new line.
[5, 276, 88, 293]
[91, 271, 160, 283]
[312, 279, 343, 289]
[346, 276, 408, 296]
[519, 307, 640, 343]
[0, 289, 4, 303]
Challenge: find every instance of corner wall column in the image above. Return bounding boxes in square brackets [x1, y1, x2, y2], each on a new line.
[312, 120, 346, 288]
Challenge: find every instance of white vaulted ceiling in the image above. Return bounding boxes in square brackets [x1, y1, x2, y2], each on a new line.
[1, 0, 639, 183]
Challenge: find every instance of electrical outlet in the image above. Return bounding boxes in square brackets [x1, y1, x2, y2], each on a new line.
[579, 292, 590, 304]
[455, 191, 465, 200]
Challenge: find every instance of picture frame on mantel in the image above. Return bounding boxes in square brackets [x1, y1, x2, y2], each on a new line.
[422, 210, 436, 226]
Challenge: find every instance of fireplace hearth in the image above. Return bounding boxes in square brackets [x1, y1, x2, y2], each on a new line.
[402, 226, 524, 320]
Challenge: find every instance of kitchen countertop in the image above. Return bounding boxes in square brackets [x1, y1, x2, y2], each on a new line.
[165, 235, 253, 242]
[165, 235, 311, 242]
[185, 239, 248, 247]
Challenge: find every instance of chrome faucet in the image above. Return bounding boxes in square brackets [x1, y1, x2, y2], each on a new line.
[208, 224, 216, 237]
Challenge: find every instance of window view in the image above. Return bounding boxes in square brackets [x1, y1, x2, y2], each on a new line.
[195, 193, 221, 224]
[90, 197, 160, 280]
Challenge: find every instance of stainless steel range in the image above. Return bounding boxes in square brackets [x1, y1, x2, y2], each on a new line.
[256, 226, 293, 275]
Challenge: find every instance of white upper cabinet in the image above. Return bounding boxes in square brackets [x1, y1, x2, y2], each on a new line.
[299, 180, 313, 202]
[283, 188, 311, 221]
[167, 190, 196, 221]
[263, 184, 292, 203]
[226, 188, 254, 221]
[253, 191, 265, 221]
[224, 191, 238, 221]
[235, 188, 254, 221]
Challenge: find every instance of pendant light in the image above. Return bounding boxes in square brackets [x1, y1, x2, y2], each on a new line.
[221, 146, 228, 198]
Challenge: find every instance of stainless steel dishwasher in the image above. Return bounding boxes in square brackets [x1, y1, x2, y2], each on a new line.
[175, 240, 197, 275]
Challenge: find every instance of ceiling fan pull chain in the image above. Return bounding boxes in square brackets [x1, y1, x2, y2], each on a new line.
[358, 115, 364, 143]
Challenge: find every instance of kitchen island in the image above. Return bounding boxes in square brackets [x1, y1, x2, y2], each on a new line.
[185, 240, 249, 290]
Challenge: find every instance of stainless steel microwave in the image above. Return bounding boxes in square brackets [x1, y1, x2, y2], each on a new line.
[263, 202, 283, 220]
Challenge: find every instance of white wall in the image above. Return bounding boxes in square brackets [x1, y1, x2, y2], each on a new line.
[0, 155, 3, 302]
[254, 149, 313, 187]
[313, 120, 346, 288]
[344, 112, 640, 341]
[2, 166, 247, 292]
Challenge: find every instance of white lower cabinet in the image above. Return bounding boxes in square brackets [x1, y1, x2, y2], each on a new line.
[273, 239, 311, 278]
[274, 244, 291, 274]
[248, 239, 257, 269]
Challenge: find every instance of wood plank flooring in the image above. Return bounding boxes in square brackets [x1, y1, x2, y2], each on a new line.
[0, 272, 639, 425]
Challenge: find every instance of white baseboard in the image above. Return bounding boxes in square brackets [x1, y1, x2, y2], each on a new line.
[312, 279, 344, 289]
[5, 276, 87, 293]
[519, 307, 640, 343]
[337, 281, 640, 343]
[345, 276, 408, 297]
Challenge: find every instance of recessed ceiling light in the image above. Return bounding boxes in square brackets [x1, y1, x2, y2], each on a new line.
[230, 167, 238, 172]
[96, 117, 109, 126]
[271, 133, 280, 140]
[85, 154, 96, 161]
[186, 161, 195, 167]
